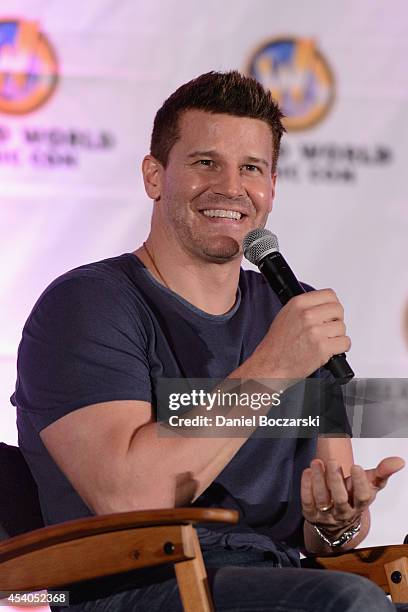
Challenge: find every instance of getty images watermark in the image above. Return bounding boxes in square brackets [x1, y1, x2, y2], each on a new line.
[166, 387, 319, 429]
[156, 379, 325, 437]
[156, 378, 408, 438]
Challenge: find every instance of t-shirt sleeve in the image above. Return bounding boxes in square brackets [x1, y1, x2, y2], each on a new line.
[13, 275, 152, 432]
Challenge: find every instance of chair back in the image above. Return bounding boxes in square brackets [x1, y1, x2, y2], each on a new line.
[0, 443, 44, 539]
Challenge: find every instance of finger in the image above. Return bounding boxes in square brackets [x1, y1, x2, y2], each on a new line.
[367, 457, 406, 490]
[375, 457, 405, 486]
[322, 320, 347, 338]
[310, 459, 332, 510]
[292, 288, 339, 309]
[301, 467, 316, 516]
[304, 302, 345, 325]
[323, 335, 352, 357]
[326, 460, 352, 519]
[350, 465, 373, 512]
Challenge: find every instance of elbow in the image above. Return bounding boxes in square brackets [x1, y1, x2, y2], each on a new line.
[86, 466, 201, 514]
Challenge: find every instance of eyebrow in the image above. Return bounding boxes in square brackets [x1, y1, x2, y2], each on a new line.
[246, 156, 270, 168]
[187, 150, 217, 159]
[187, 150, 270, 167]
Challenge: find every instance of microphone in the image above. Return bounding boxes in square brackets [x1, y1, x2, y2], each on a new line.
[243, 228, 354, 384]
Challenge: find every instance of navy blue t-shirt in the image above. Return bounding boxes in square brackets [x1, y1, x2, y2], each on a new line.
[11, 253, 341, 598]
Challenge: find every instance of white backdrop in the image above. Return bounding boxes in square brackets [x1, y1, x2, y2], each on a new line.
[1, 0, 407, 564]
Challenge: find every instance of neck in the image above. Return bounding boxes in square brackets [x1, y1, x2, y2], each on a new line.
[134, 237, 242, 315]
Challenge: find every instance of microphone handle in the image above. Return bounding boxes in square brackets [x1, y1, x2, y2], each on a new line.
[259, 251, 354, 383]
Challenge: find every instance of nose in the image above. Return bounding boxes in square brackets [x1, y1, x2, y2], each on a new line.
[212, 167, 245, 199]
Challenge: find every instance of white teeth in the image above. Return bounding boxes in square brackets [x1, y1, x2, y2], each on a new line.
[202, 209, 242, 220]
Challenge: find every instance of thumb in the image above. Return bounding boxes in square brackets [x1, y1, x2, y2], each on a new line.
[368, 456, 405, 489]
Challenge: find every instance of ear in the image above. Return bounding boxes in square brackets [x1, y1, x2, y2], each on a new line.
[268, 173, 277, 212]
[142, 155, 163, 201]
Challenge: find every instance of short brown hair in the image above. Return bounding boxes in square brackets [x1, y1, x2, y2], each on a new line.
[150, 71, 285, 172]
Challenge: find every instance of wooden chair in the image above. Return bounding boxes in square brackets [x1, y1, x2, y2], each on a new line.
[302, 544, 408, 603]
[1, 443, 407, 610]
[0, 443, 238, 611]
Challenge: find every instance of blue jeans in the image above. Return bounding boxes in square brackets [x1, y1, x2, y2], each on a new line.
[53, 548, 405, 611]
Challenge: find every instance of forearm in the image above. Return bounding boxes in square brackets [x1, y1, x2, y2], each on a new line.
[123, 421, 244, 509]
[303, 508, 370, 555]
[111, 361, 289, 512]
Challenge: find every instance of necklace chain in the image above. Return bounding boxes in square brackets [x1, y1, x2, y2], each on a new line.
[143, 241, 170, 289]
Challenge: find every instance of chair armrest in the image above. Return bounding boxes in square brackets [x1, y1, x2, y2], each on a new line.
[0, 508, 238, 593]
[0, 507, 238, 562]
[301, 544, 408, 594]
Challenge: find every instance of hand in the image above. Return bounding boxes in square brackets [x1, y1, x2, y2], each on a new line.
[251, 288, 351, 380]
[301, 456, 405, 535]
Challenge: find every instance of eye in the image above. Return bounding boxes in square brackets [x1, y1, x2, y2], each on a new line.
[243, 164, 261, 173]
[195, 159, 214, 167]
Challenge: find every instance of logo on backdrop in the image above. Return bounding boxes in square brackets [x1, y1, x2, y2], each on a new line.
[0, 18, 58, 115]
[245, 36, 394, 184]
[0, 18, 115, 169]
[247, 36, 335, 132]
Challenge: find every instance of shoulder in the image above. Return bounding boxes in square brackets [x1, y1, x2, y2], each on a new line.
[25, 254, 149, 335]
[43, 253, 141, 296]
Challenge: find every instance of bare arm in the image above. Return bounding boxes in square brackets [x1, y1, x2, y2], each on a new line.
[40, 289, 352, 515]
[40, 378, 283, 514]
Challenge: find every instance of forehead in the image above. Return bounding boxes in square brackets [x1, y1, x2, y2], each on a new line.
[173, 109, 273, 158]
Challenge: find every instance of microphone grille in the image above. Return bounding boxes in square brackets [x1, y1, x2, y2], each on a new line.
[243, 229, 280, 265]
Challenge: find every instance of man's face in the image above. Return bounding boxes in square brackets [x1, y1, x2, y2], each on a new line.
[150, 109, 276, 262]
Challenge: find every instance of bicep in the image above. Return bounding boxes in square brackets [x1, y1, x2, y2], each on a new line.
[40, 399, 153, 514]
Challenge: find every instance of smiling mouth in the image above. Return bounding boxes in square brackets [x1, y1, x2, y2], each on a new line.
[201, 209, 243, 220]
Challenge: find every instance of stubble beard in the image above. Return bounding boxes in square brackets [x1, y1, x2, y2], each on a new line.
[165, 191, 268, 262]
[169, 204, 241, 262]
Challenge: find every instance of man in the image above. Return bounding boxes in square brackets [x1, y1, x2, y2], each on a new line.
[13, 71, 404, 611]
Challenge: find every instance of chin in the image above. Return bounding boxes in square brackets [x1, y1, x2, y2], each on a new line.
[200, 236, 241, 261]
